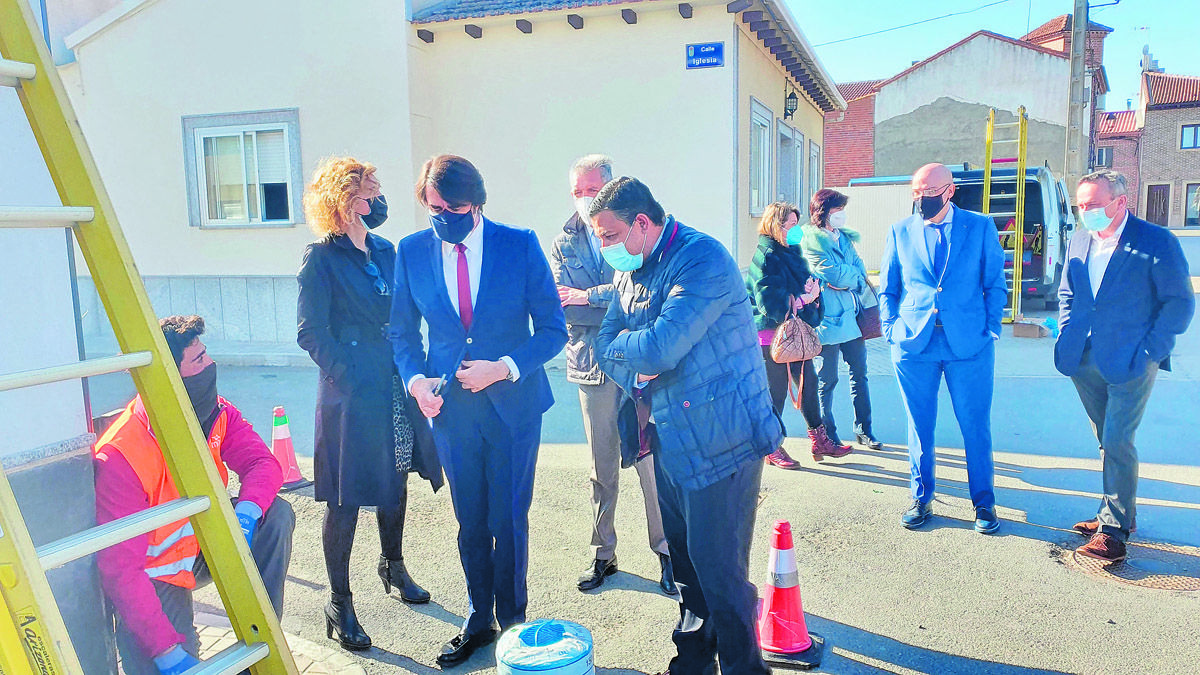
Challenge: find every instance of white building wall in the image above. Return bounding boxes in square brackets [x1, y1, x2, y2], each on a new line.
[408, 3, 737, 251]
[874, 34, 1070, 126]
[61, 0, 417, 278]
[0, 87, 89, 457]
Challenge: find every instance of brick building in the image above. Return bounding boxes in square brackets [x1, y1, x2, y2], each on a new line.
[823, 80, 881, 187]
[1135, 71, 1200, 227]
[1094, 110, 1141, 211]
[823, 15, 1111, 187]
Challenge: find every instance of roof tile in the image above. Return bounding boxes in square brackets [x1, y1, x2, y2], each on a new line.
[1146, 72, 1200, 107]
[836, 80, 883, 102]
[1096, 110, 1139, 137]
[1021, 14, 1113, 44]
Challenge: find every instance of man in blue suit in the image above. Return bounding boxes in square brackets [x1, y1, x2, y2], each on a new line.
[1056, 169, 1194, 563]
[389, 155, 567, 666]
[880, 163, 1007, 533]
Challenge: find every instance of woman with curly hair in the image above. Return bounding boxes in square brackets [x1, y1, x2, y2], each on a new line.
[746, 201, 852, 467]
[796, 189, 881, 450]
[297, 157, 438, 651]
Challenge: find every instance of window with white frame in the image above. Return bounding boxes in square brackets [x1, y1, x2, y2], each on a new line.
[776, 121, 804, 206]
[1095, 146, 1114, 168]
[808, 140, 822, 203]
[750, 99, 773, 216]
[182, 109, 302, 228]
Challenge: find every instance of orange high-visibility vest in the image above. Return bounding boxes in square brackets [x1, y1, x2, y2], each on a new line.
[94, 397, 229, 588]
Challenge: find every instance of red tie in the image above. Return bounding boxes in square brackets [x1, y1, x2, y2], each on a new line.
[455, 243, 472, 330]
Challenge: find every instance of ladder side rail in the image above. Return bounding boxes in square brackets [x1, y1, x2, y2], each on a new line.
[1013, 106, 1029, 318]
[0, 470, 83, 673]
[0, 3, 296, 673]
[982, 108, 996, 215]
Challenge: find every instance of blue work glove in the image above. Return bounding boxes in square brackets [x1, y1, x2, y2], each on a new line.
[233, 500, 263, 547]
[154, 645, 201, 674]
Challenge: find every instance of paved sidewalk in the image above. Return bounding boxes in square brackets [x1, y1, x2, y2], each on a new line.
[195, 612, 365, 675]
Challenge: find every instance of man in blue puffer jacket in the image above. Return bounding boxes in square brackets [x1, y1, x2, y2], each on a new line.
[592, 177, 781, 675]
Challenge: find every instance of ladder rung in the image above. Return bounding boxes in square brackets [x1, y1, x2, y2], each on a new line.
[36, 496, 211, 570]
[993, 122, 1021, 129]
[0, 352, 152, 392]
[188, 641, 270, 675]
[988, 212, 1018, 218]
[0, 206, 95, 228]
[0, 57, 36, 87]
[990, 138, 1020, 143]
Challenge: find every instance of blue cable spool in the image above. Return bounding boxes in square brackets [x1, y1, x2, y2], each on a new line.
[495, 620, 594, 674]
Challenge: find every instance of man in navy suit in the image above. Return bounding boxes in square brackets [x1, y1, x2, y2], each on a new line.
[880, 163, 1007, 533]
[1056, 169, 1194, 563]
[389, 155, 567, 665]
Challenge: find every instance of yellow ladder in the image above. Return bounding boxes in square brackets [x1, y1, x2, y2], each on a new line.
[0, 1, 297, 673]
[981, 106, 1029, 323]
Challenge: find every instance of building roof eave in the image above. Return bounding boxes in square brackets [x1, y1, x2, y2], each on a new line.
[760, 0, 846, 112]
[64, 0, 163, 51]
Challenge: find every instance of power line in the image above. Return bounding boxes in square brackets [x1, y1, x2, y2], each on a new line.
[813, 0, 1016, 48]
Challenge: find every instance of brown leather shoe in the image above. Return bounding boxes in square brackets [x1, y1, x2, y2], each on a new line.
[1076, 533, 1127, 563]
[1073, 518, 1136, 537]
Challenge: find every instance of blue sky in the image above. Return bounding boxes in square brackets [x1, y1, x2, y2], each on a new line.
[790, 0, 1199, 111]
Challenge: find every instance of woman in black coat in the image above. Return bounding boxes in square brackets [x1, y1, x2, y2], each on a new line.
[297, 158, 438, 651]
[746, 202, 852, 467]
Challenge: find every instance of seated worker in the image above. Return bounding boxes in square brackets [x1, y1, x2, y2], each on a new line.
[94, 315, 295, 675]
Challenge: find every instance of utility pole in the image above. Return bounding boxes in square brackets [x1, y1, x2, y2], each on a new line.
[1064, 0, 1089, 194]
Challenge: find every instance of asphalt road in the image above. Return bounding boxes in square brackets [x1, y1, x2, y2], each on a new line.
[84, 307, 1200, 674]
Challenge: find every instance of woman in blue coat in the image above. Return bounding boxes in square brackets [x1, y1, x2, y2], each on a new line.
[797, 189, 881, 449]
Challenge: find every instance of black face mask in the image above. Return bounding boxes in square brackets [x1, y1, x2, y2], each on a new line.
[429, 209, 476, 245]
[182, 362, 219, 428]
[361, 195, 388, 230]
[917, 192, 948, 220]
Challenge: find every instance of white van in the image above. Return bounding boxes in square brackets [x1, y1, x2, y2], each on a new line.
[847, 166, 1076, 308]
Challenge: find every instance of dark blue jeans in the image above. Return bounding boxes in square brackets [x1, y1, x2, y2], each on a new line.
[655, 456, 769, 675]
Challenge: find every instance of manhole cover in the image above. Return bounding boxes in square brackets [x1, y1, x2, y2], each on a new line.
[1066, 539, 1200, 591]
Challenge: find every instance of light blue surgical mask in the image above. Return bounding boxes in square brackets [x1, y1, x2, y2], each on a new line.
[601, 222, 648, 272]
[785, 225, 803, 247]
[1080, 205, 1114, 232]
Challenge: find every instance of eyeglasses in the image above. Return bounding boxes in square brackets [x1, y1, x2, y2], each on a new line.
[363, 260, 390, 296]
[914, 183, 953, 197]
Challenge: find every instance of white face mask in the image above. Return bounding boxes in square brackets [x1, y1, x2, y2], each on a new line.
[574, 196, 595, 224]
[828, 211, 847, 229]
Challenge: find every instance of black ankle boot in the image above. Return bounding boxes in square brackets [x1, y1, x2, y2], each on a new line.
[378, 555, 431, 604]
[325, 592, 371, 651]
[855, 429, 883, 450]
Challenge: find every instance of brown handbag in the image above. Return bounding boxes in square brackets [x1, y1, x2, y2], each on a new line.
[770, 300, 822, 364]
[856, 282, 883, 340]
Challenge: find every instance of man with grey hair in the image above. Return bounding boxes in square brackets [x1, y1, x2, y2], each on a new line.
[1056, 169, 1193, 563]
[550, 155, 675, 595]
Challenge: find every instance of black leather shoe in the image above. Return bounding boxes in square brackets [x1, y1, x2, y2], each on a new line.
[855, 431, 883, 450]
[577, 557, 617, 591]
[325, 592, 371, 651]
[436, 628, 497, 666]
[658, 553, 678, 596]
[378, 555, 431, 604]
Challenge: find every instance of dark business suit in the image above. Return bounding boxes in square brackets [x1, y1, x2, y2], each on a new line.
[389, 217, 566, 635]
[1055, 213, 1194, 540]
[880, 204, 1007, 509]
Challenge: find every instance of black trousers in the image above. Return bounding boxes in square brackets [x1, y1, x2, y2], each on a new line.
[115, 497, 294, 674]
[655, 455, 769, 675]
[761, 346, 822, 433]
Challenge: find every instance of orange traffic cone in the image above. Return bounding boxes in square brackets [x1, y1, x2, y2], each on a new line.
[272, 406, 311, 491]
[758, 520, 824, 669]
